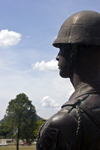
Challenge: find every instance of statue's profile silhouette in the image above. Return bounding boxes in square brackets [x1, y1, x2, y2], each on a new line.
[37, 11, 100, 150]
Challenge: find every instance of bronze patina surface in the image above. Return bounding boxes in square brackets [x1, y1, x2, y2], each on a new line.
[37, 11, 100, 150]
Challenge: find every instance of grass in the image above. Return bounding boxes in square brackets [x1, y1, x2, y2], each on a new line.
[0, 145, 36, 150]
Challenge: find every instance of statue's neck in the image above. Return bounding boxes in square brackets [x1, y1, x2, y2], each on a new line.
[70, 72, 100, 90]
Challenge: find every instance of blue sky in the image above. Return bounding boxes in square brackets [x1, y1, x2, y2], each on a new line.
[0, 0, 100, 120]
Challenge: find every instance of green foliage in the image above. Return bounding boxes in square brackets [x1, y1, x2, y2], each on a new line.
[34, 119, 46, 138]
[0, 123, 8, 138]
[0, 119, 4, 124]
[4, 93, 38, 145]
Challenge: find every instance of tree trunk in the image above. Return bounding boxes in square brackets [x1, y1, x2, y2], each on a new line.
[16, 139, 19, 150]
[16, 127, 19, 150]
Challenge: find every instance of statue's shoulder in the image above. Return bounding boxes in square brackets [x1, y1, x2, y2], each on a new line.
[47, 109, 77, 129]
[37, 109, 78, 150]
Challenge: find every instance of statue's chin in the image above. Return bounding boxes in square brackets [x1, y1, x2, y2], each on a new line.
[59, 70, 69, 78]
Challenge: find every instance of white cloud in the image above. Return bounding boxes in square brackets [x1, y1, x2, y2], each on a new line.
[0, 29, 21, 47]
[41, 96, 59, 108]
[32, 59, 58, 71]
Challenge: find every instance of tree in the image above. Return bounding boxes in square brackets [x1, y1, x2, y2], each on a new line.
[4, 93, 37, 150]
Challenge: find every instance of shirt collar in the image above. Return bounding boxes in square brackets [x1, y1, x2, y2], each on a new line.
[62, 81, 100, 108]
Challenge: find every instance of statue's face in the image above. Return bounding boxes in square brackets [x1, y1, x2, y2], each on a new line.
[56, 46, 70, 78]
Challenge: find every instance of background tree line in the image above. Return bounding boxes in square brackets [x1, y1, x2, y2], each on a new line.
[0, 93, 46, 150]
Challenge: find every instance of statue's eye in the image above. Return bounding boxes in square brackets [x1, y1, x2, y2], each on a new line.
[58, 48, 61, 55]
[59, 49, 65, 56]
[58, 52, 60, 56]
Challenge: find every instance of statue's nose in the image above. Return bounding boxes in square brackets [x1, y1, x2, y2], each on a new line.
[56, 55, 59, 61]
[56, 52, 60, 61]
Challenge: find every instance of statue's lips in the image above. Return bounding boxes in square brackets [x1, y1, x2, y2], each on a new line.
[58, 65, 60, 69]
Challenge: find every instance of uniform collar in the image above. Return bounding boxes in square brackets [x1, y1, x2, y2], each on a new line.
[62, 81, 100, 108]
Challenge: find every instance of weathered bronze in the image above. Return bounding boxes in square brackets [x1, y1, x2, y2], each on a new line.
[37, 11, 100, 150]
[53, 11, 100, 47]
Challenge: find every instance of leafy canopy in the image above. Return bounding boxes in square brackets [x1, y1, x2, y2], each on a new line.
[4, 93, 37, 143]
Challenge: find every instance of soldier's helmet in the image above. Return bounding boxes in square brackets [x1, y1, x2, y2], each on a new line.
[53, 11, 100, 48]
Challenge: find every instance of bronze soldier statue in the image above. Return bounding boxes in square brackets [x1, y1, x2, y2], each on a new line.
[37, 11, 100, 150]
